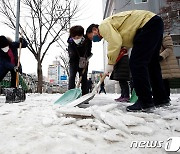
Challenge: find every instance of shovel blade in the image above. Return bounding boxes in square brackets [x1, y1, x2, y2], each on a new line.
[54, 88, 82, 105]
[4, 88, 26, 103]
[65, 93, 95, 107]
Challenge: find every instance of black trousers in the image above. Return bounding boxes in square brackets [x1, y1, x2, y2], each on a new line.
[0, 65, 16, 88]
[119, 80, 129, 98]
[163, 79, 170, 99]
[99, 86, 106, 94]
[129, 15, 167, 108]
[68, 63, 88, 95]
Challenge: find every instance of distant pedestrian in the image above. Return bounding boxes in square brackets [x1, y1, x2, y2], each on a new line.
[99, 74, 106, 94]
[87, 78, 93, 93]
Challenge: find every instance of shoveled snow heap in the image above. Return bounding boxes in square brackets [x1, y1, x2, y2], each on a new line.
[0, 93, 180, 154]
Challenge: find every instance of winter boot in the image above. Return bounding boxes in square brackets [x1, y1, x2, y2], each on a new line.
[154, 99, 170, 108]
[126, 100, 155, 112]
[114, 96, 122, 101]
[115, 97, 130, 102]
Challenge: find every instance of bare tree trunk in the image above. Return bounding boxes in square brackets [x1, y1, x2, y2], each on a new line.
[37, 55, 43, 93]
[0, 0, 80, 93]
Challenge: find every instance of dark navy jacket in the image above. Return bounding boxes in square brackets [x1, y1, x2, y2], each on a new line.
[0, 39, 28, 71]
[67, 35, 92, 64]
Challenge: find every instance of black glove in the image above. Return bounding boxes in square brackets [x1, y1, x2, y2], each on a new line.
[14, 66, 19, 72]
[87, 53, 93, 60]
[159, 56, 163, 62]
[19, 37, 23, 43]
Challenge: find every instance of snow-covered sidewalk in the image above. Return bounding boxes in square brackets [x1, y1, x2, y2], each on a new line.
[0, 93, 180, 154]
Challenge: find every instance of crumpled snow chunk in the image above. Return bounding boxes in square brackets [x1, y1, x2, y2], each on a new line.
[104, 129, 129, 142]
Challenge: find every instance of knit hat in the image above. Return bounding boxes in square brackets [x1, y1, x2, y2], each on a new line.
[0, 35, 9, 48]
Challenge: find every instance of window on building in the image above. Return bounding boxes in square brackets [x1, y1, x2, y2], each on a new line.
[134, 0, 148, 4]
[171, 34, 180, 46]
[177, 57, 180, 66]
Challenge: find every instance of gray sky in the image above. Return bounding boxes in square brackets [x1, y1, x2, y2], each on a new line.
[0, 0, 104, 77]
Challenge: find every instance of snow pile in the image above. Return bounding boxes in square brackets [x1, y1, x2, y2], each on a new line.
[0, 93, 180, 154]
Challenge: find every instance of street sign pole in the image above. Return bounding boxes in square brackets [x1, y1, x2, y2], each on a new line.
[15, 0, 20, 42]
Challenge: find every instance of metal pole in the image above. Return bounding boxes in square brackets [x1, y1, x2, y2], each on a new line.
[15, 0, 20, 41]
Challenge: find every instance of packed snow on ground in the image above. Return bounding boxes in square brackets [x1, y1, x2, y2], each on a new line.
[0, 93, 180, 154]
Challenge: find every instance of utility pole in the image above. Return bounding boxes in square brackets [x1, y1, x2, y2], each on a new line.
[15, 0, 20, 41]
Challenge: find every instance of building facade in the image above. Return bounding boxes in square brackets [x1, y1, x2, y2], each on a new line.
[102, 0, 180, 93]
[48, 60, 68, 86]
[102, 0, 180, 63]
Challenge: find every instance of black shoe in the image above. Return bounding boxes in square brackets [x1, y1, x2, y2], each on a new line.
[126, 101, 142, 112]
[126, 101, 155, 112]
[154, 99, 171, 108]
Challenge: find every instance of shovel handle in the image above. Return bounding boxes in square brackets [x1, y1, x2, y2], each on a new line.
[92, 73, 107, 94]
[116, 48, 127, 62]
[16, 29, 23, 88]
[76, 67, 86, 88]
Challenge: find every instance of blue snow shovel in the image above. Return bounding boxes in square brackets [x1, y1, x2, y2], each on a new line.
[54, 68, 86, 105]
[65, 73, 107, 107]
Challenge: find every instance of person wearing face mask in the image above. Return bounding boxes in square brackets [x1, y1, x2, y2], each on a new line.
[0, 35, 28, 88]
[87, 10, 169, 112]
[67, 25, 93, 95]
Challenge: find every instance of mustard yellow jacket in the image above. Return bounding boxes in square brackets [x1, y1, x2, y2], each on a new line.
[99, 10, 155, 64]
